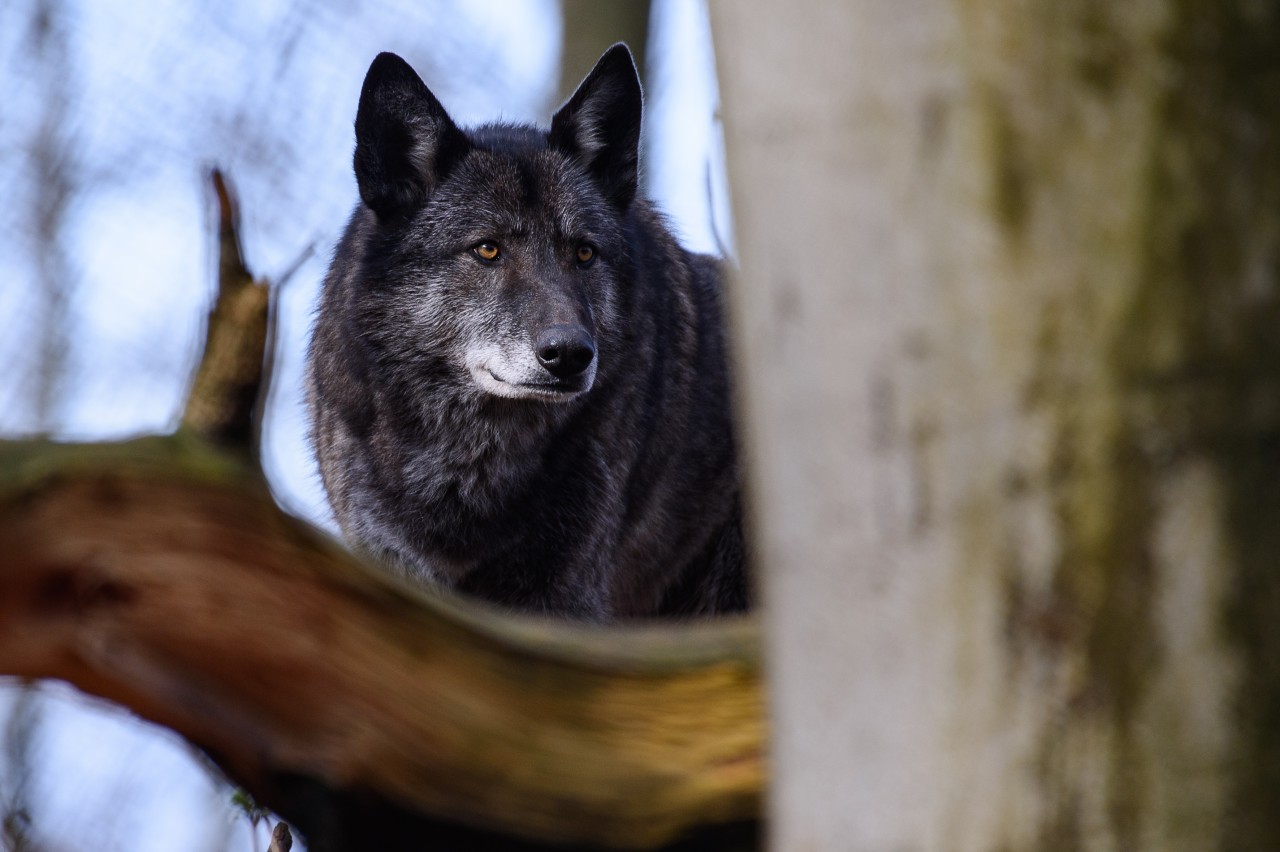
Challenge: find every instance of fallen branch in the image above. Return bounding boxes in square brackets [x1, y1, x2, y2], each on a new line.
[0, 433, 761, 850]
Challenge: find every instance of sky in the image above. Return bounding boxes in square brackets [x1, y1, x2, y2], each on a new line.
[0, 1, 728, 848]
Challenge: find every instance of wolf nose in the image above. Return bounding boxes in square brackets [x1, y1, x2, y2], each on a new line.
[536, 325, 596, 379]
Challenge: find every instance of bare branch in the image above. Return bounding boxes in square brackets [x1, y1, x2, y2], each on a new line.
[0, 436, 762, 849]
[180, 169, 271, 454]
[268, 822, 292, 852]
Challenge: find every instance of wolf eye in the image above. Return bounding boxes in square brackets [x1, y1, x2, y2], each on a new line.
[473, 242, 501, 263]
[575, 244, 596, 266]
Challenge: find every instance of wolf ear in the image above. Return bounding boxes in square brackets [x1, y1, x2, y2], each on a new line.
[550, 44, 642, 211]
[354, 52, 468, 221]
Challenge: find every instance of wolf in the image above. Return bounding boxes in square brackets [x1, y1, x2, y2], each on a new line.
[306, 45, 747, 619]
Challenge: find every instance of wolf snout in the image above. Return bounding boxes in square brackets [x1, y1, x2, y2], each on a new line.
[535, 324, 596, 379]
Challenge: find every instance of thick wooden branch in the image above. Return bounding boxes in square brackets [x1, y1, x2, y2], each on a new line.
[0, 436, 762, 849]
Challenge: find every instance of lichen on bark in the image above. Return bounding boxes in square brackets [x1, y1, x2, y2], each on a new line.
[962, 0, 1280, 848]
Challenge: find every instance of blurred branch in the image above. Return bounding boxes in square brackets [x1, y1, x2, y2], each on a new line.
[0, 687, 38, 852]
[27, 0, 76, 432]
[180, 169, 271, 455]
[268, 822, 293, 852]
[0, 436, 761, 850]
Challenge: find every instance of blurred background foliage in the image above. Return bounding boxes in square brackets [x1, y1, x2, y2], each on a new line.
[0, 1, 728, 848]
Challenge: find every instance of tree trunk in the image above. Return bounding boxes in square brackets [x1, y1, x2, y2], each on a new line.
[557, 0, 651, 105]
[710, 1, 1280, 849]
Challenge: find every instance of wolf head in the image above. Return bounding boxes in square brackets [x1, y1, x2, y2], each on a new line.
[347, 45, 642, 405]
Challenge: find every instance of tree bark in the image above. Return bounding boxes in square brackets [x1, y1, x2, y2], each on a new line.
[557, 0, 651, 105]
[0, 435, 761, 851]
[711, 1, 1280, 849]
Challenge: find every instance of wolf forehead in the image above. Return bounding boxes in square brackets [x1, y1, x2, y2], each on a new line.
[418, 134, 618, 241]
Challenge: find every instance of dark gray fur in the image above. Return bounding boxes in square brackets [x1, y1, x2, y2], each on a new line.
[306, 45, 747, 619]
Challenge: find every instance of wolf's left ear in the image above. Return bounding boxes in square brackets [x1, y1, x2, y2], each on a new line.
[354, 52, 469, 221]
[550, 44, 642, 211]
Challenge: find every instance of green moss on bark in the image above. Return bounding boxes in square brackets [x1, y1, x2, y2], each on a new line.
[971, 0, 1280, 847]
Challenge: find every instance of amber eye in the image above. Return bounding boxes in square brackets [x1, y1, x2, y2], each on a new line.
[576, 244, 596, 265]
[473, 242, 501, 263]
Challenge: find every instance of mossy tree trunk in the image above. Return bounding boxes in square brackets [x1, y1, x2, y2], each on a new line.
[711, 1, 1279, 849]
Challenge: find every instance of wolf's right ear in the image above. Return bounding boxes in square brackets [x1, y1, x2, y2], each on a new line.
[354, 53, 468, 221]
[550, 44, 642, 211]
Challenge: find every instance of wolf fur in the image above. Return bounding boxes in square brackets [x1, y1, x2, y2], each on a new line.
[306, 45, 747, 619]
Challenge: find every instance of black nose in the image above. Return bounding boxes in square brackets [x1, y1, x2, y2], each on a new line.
[535, 325, 596, 379]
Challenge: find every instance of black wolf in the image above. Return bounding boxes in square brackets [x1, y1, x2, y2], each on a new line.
[306, 45, 747, 619]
